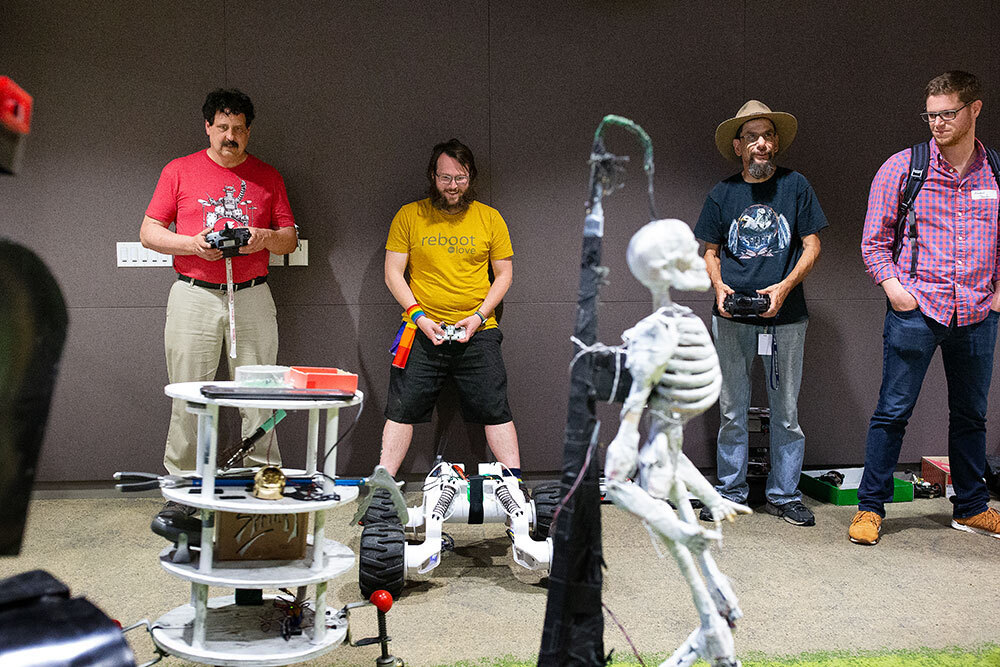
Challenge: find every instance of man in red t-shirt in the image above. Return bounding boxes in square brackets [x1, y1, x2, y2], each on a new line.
[140, 89, 297, 479]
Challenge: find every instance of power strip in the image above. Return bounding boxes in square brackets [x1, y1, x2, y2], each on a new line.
[116, 242, 172, 267]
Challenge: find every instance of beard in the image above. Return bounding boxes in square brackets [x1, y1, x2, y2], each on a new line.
[429, 183, 477, 213]
[933, 123, 970, 148]
[747, 156, 776, 180]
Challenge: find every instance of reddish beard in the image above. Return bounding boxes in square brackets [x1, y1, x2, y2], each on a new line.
[429, 182, 477, 212]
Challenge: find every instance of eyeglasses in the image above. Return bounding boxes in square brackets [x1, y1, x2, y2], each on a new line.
[435, 173, 469, 185]
[920, 101, 972, 123]
[739, 130, 776, 144]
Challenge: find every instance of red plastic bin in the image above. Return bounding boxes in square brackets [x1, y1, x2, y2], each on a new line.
[286, 366, 358, 393]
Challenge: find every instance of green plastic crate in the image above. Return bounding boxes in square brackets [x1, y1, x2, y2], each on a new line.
[800, 467, 913, 505]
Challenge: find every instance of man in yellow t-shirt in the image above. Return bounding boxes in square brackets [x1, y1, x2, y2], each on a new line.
[380, 138, 521, 479]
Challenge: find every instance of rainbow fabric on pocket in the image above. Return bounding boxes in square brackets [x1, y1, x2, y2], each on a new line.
[390, 322, 417, 368]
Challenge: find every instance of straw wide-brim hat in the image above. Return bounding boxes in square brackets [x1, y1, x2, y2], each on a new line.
[714, 100, 798, 162]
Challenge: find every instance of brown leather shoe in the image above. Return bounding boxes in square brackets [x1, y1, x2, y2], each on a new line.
[848, 510, 882, 545]
[952, 507, 1000, 539]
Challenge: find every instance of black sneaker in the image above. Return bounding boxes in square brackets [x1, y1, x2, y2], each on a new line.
[764, 500, 815, 526]
[157, 501, 198, 520]
[151, 501, 201, 545]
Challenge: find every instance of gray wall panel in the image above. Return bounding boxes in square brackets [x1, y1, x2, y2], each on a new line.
[38, 306, 170, 479]
[2, 1, 998, 482]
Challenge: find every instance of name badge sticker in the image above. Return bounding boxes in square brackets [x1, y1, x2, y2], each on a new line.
[758, 333, 773, 356]
[970, 189, 998, 200]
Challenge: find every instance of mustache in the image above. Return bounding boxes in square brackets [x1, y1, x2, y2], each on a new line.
[222, 140, 239, 148]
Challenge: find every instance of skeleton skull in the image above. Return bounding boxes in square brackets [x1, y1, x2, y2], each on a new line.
[626, 218, 710, 298]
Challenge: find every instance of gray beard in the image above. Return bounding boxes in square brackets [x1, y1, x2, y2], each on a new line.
[747, 159, 776, 180]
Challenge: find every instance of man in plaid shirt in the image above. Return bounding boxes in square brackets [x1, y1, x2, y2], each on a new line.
[852, 71, 1000, 545]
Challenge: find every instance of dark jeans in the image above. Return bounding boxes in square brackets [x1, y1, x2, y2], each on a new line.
[858, 307, 999, 518]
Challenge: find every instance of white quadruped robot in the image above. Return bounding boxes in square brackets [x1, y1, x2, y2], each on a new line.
[358, 462, 559, 598]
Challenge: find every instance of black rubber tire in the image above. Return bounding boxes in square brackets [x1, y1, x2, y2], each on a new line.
[530, 482, 562, 540]
[359, 521, 406, 599]
[360, 487, 403, 526]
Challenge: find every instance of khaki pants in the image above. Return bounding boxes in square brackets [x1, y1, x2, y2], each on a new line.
[163, 279, 281, 474]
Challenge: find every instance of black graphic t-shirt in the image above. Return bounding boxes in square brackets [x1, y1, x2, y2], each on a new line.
[694, 167, 828, 325]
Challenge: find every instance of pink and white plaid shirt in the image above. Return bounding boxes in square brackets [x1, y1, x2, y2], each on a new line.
[862, 139, 1000, 326]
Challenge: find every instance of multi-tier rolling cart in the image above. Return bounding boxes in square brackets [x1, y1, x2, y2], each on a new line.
[148, 380, 363, 666]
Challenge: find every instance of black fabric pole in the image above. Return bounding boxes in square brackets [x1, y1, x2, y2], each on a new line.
[538, 183, 608, 665]
[538, 116, 657, 666]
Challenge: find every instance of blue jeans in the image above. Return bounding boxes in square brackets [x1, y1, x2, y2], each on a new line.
[711, 316, 808, 505]
[858, 307, 999, 518]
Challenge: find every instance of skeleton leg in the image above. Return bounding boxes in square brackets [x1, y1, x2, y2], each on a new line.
[661, 425, 745, 626]
[615, 429, 739, 667]
[696, 550, 743, 626]
[663, 422, 745, 639]
[657, 535, 740, 667]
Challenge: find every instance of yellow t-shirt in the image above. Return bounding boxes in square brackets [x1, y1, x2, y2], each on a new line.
[386, 198, 513, 329]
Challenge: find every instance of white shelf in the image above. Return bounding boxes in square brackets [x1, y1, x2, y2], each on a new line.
[151, 595, 348, 667]
[159, 540, 354, 588]
[151, 380, 360, 665]
[165, 381, 363, 411]
[162, 484, 358, 513]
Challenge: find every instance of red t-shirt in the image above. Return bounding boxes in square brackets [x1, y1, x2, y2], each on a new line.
[145, 149, 295, 283]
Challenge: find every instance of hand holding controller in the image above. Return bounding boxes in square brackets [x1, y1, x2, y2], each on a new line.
[722, 292, 771, 317]
[435, 324, 467, 342]
[206, 225, 252, 258]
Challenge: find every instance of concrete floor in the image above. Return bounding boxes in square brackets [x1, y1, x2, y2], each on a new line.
[1, 492, 997, 666]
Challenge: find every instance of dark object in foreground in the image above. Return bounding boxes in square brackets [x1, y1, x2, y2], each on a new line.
[0, 240, 68, 556]
[0, 570, 135, 666]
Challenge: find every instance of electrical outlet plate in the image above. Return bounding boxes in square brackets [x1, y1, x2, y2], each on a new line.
[288, 239, 308, 266]
[269, 252, 284, 266]
[117, 241, 172, 267]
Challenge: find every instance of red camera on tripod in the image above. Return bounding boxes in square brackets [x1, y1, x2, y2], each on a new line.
[0, 76, 33, 174]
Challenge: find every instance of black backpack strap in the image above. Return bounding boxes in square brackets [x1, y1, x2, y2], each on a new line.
[984, 145, 1000, 189]
[892, 142, 930, 279]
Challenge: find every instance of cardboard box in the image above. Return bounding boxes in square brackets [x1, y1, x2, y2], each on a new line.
[800, 467, 914, 506]
[215, 512, 307, 561]
[921, 456, 952, 493]
[286, 366, 358, 393]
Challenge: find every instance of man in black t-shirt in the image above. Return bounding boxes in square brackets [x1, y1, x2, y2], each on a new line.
[693, 100, 828, 526]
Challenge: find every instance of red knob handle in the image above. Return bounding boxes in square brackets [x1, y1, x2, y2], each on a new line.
[369, 589, 393, 613]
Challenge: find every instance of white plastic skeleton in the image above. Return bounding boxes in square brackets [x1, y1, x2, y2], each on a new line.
[604, 219, 751, 667]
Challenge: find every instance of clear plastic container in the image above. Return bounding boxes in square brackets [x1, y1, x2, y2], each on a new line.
[235, 365, 291, 387]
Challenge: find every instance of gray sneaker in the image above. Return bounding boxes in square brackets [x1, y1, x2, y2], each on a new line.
[764, 500, 815, 526]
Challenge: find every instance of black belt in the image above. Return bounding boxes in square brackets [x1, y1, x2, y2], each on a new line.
[177, 274, 267, 291]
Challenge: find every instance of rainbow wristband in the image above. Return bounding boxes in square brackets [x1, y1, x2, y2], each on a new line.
[406, 304, 426, 325]
[474, 310, 486, 324]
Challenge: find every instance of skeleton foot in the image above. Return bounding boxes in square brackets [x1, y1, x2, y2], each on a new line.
[660, 614, 740, 667]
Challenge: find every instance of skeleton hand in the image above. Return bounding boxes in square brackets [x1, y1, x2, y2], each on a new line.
[604, 429, 640, 482]
[700, 496, 752, 524]
[669, 520, 722, 554]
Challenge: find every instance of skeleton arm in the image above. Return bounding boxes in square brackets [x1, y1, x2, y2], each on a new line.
[677, 454, 751, 523]
[603, 382, 651, 482]
[603, 314, 678, 481]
